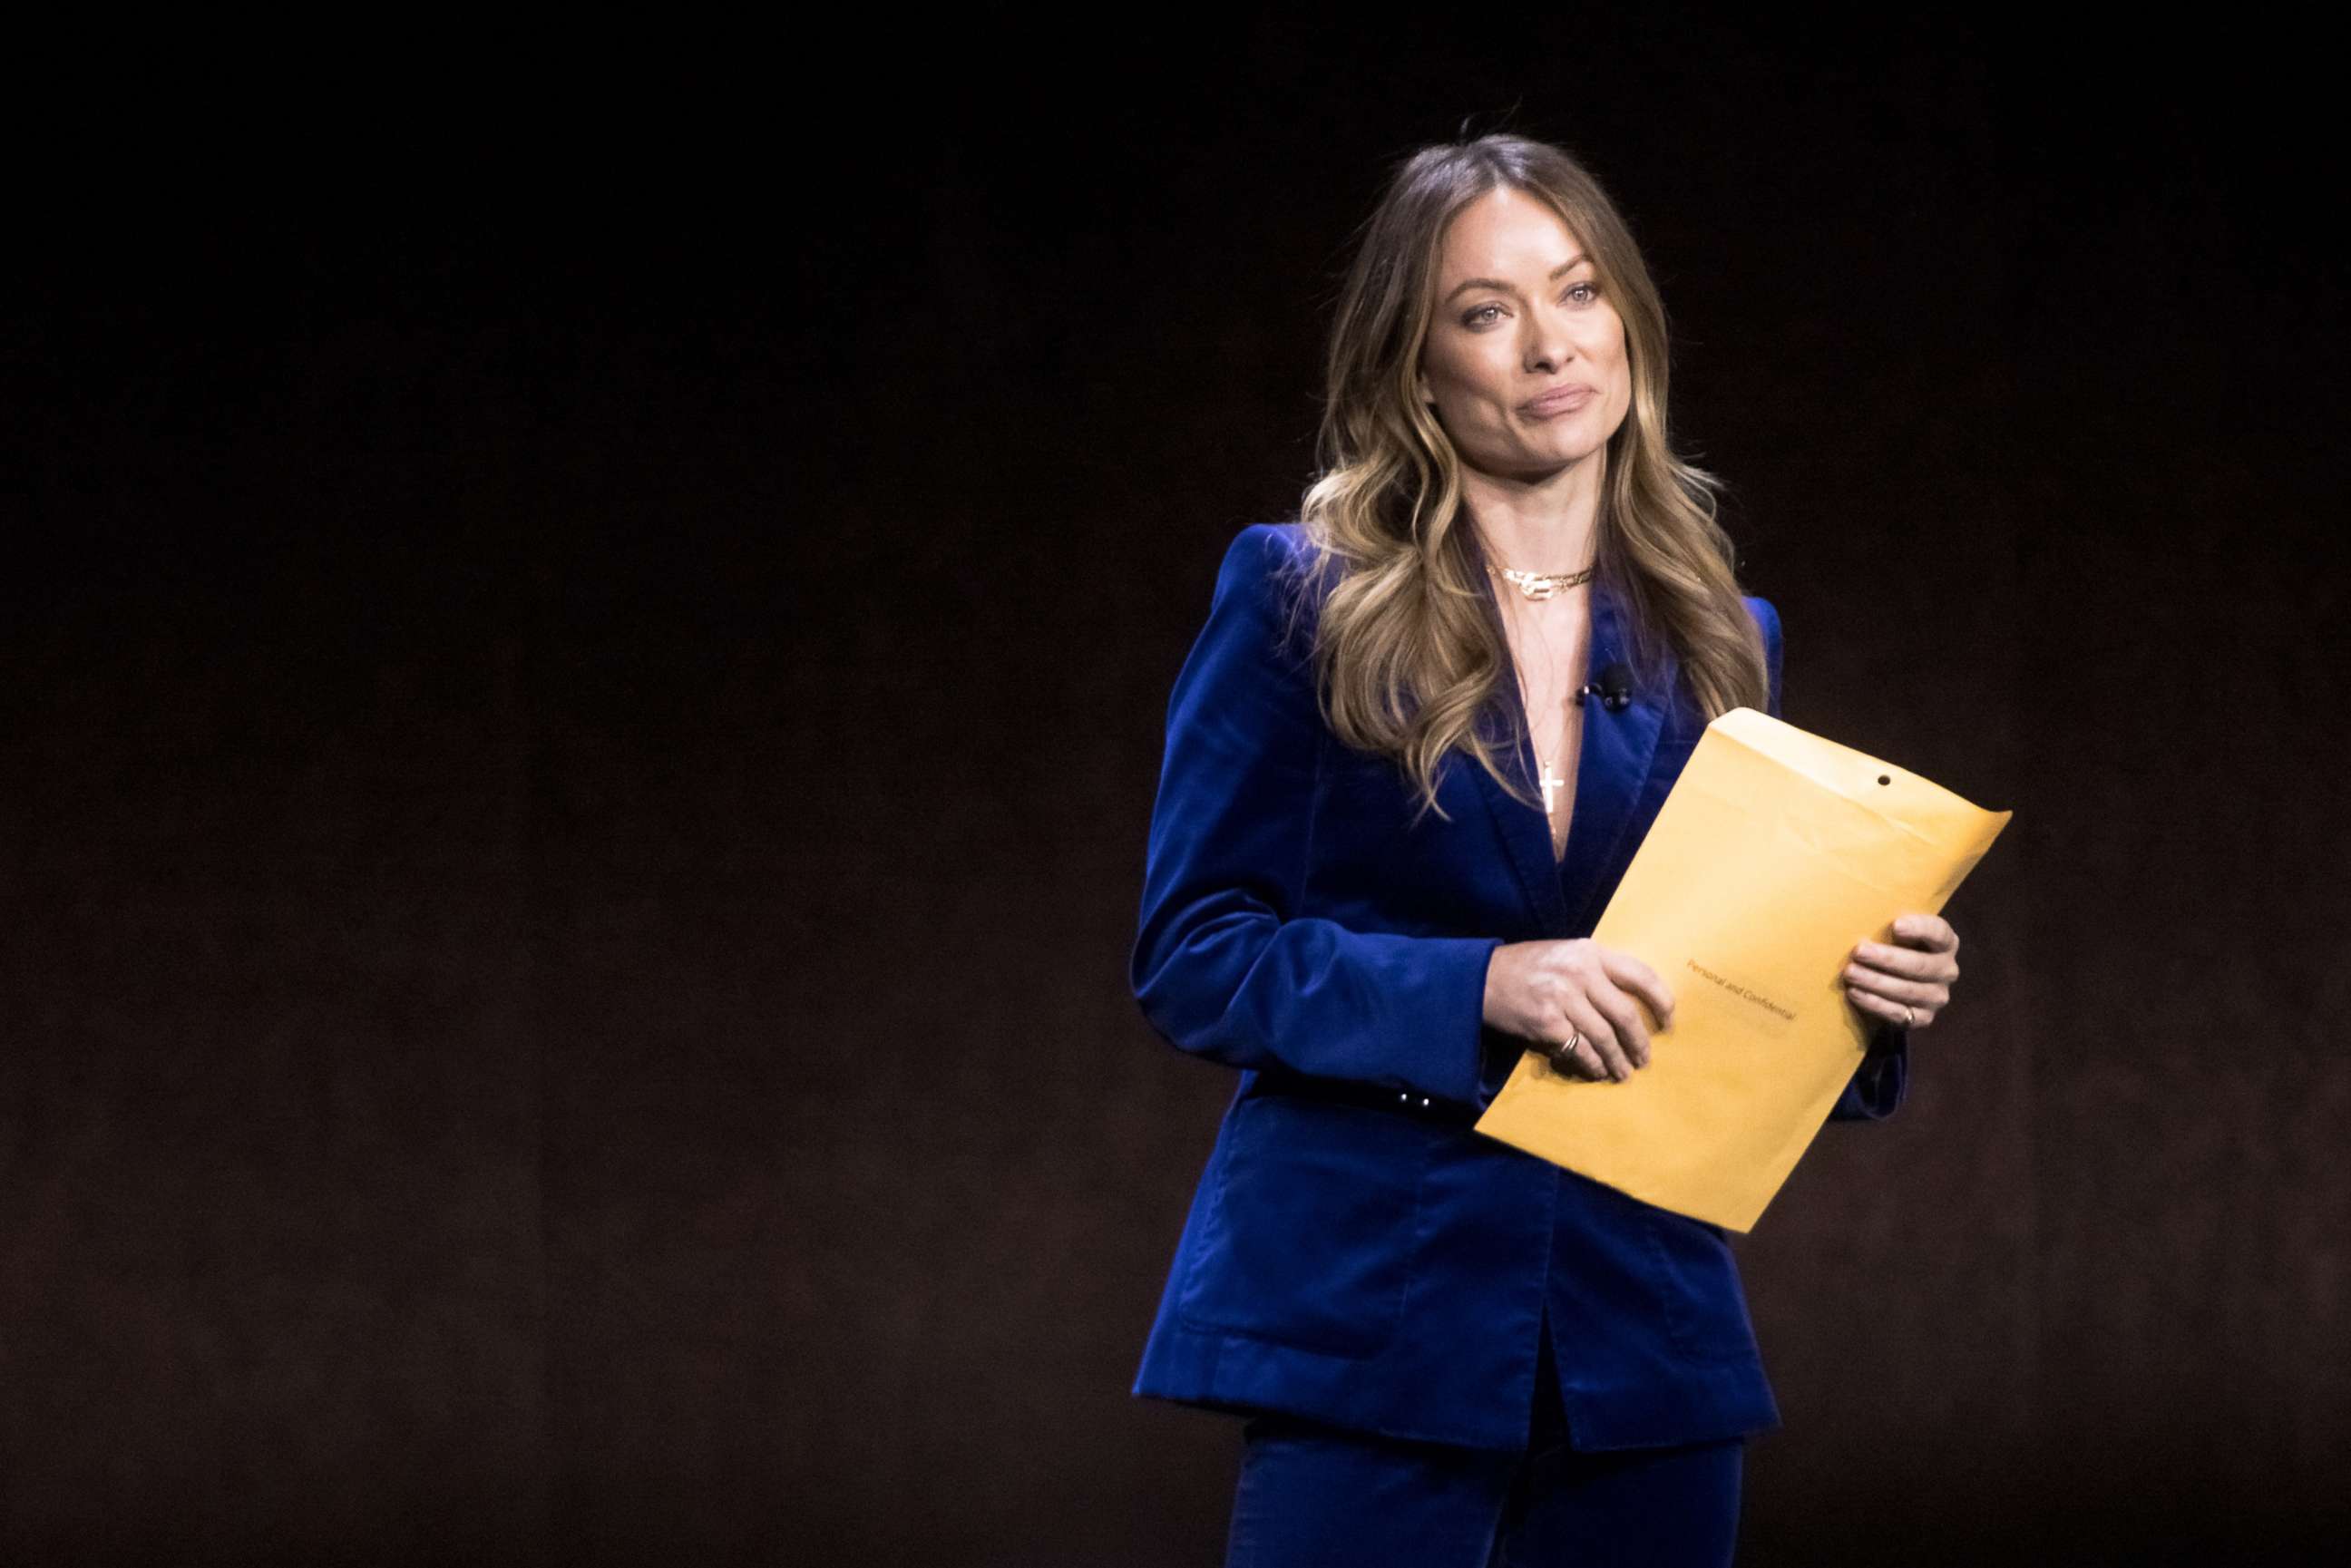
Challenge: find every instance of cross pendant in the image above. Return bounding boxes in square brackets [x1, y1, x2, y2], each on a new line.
[1538, 765, 1567, 811]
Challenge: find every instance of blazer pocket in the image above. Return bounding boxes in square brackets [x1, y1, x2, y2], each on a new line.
[1639, 1208, 1764, 1366]
[1176, 1092, 1435, 1358]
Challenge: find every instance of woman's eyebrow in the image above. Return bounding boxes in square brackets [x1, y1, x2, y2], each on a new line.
[1444, 255, 1590, 302]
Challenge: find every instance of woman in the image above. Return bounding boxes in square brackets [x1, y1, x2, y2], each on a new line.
[1127, 134, 1966, 1565]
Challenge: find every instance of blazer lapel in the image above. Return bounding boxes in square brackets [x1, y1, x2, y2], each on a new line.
[1465, 550, 1673, 939]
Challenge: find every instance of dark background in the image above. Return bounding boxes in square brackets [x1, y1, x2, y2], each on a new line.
[4, 14, 2344, 1565]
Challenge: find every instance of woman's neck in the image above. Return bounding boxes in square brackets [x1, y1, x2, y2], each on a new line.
[1462, 463, 1604, 574]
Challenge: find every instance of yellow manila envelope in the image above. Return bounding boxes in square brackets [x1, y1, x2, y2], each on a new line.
[1472, 706, 2013, 1232]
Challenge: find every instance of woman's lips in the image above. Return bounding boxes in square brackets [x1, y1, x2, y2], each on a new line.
[1521, 385, 1597, 417]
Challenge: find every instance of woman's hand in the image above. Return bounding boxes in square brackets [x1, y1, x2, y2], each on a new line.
[1844, 913, 1961, 1029]
[1483, 940, 1675, 1083]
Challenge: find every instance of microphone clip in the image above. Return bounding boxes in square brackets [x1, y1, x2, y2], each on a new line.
[1582, 658, 1637, 713]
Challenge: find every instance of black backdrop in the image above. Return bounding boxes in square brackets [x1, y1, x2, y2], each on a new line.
[4, 15, 2345, 1566]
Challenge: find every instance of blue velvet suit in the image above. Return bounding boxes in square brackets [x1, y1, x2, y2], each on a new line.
[1129, 522, 1908, 1454]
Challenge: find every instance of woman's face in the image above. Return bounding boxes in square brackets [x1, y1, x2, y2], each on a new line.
[1416, 185, 1632, 485]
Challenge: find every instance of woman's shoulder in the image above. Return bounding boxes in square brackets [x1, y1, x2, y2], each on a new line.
[1196, 522, 1323, 677]
[1221, 521, 1311, 574]
[1210, 521, 1322, 615]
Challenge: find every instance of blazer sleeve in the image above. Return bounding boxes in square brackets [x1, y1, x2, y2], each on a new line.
[1754, 595, 1911, 1123]
[1129, 525, 1505, 1105]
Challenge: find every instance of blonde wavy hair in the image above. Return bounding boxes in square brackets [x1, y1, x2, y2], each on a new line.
[1269, 132, 1771, 825]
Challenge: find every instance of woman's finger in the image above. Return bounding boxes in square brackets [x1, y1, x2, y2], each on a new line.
[1848, 983, 1936, 1028]
[1849, 939, 1959, 985]
[1529, 1003, 1602, 1079]
[1536, 1029, 1605, 1081]
[1556, 992, 1633, 1082]
[1587, 982, 1654, 1069]
[1842, 962, 1950, 1011]
[1889, 912, 1958, 952]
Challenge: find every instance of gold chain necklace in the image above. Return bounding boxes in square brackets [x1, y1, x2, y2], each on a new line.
[1485, 560, 1596, 601]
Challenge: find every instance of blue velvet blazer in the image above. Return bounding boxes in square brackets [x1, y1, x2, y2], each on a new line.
[1128, 522, 1908, 1453]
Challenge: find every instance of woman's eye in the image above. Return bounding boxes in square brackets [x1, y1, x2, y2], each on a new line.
[1461, 283, 1600, 328]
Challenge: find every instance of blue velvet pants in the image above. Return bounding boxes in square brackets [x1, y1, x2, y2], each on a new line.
[1222, 1310, 1744, 1567]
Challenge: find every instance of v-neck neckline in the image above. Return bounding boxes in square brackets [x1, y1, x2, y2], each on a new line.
[1468, 535, 1604, 872]
[1460, 525, 1673, 936]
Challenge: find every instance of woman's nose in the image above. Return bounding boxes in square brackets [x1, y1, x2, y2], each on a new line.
[1524, 317, 1575, 371]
